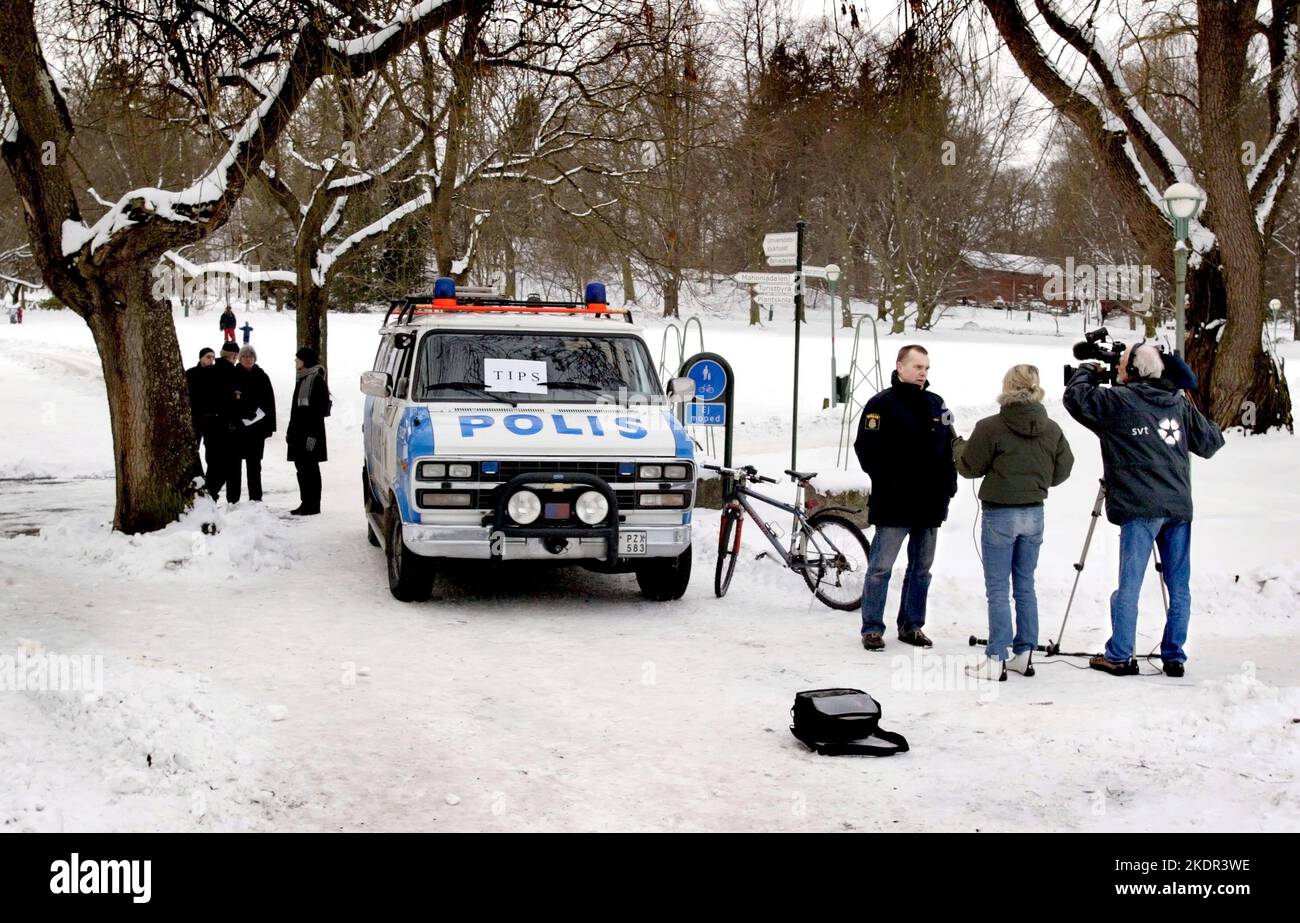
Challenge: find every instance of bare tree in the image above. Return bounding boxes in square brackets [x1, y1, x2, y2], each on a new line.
[982, 0, 1294, 432]
[0, 0, 488, 532]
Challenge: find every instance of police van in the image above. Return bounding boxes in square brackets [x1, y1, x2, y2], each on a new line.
[361, 279, 698, 602]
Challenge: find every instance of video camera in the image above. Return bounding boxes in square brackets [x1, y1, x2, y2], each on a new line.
[1064, 327, 1127, 386]
[1063, 327, 1200, 390]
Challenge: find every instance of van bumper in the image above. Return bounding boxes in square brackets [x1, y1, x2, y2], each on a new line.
[400, 522, 691, 561]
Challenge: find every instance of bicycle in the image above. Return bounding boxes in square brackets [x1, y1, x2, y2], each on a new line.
[703, 464, 871, 610]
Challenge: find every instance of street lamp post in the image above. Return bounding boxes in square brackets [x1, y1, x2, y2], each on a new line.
[1160, 182, 1207, 355]
[1270, 297, 1282, 347]
[826, 263, 841, 407]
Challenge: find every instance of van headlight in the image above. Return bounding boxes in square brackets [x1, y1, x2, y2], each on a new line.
[447, 463, 474, 479]
[417, 462, 446, 480]
[637, 464, 662, 480]
[575, 490, 609, 524]
[507, 490, 541, 524]
[663, 464, 689, 480]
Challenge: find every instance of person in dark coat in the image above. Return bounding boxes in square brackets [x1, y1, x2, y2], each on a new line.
[220, 305, 237, 343]
[1064, 344, 1224, 677]
[853, 344, 957, 651]
[202, 342, 242, 502]
[185, 347, 216, 470]
[234, 345, 276, 502]
[287, 346, 330, 516]
[953, 364, 1074, 680]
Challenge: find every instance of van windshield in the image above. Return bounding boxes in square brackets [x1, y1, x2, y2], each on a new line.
[413, 331, 662, 404]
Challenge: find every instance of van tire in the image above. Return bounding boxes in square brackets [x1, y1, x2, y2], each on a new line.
[386, 506, 434, 602]
[367, 522, 382, 547]
[634, 544, 692, 601]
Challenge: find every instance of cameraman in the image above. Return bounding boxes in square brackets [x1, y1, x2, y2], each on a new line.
[1064, 344, 1224, 677]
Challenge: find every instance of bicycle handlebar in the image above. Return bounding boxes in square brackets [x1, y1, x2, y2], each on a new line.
[701, 463, 778, 484]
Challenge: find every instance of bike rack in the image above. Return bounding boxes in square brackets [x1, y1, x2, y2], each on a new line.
[836, 314, 885, 469]
[661, 317, 715, 458]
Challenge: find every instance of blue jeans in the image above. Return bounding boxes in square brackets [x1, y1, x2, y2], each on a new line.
[860, 526, 938, 635]
[980, 506, 1044, 660]
[1105, 518, 1192, 663]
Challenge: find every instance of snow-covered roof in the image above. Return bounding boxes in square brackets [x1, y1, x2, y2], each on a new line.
[960, 250, 1053, 276]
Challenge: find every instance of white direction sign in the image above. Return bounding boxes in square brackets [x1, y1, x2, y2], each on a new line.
[759, 231, 790, 260]
[734, 271, 794, 285]
[754, 282, 796, 296]
[754, 294, 789, 307]
[802, 265, 828, 280]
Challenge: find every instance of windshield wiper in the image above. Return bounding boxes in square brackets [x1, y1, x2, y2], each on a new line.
[423, 382, 517, 407]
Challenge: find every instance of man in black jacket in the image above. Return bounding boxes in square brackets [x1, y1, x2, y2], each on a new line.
[185, 347, 215, 472]
[287, 346, 330, 515]
[1064, 344, 1224, 677]
[854, 344, 958, 651]
[202, 342, 242, 502]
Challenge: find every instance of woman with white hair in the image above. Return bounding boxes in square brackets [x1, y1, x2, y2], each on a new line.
[953, 365, 1074, 680]
[233, 344, 276, 503]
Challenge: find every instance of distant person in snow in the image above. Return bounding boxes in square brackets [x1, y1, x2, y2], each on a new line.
[234, 345, 276, 503]
[854, 344, 958, 652]
[953, 365, 1074, 681]
[202, 342, 242, 503]
[220, 305, 237, 343]
[287, 346, 330, 516]
[1064, 344, 1224, 678]
[185, 347, 216, 470]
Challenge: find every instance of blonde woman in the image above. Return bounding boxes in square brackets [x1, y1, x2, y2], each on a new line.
[953, 365, 1074, 680]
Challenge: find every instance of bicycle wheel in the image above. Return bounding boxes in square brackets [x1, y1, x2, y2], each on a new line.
[797, 512, 870, 610]
[714, 506, 744, 598]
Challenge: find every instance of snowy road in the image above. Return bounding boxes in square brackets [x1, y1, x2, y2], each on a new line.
[1, 307, 1297, 832]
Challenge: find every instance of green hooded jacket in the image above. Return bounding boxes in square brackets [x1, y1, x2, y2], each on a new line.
[953, 399, 1074, 507]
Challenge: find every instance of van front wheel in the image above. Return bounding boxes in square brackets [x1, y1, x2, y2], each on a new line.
[386, 509, 434, 602]
[634, 544, 692, 601]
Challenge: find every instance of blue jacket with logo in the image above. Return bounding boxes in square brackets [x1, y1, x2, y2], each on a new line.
[1063, 366, 1224, 524]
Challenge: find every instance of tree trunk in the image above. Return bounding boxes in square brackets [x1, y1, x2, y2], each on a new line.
[296, 282, 329, 367]
[621, 255, 637, 305]
[504, 236, 517, 298]
[85, 278, 201, 533]
[749, 293, 760, 326]
[1186, 250, 1292, 432]
[662, 266, 680, 319]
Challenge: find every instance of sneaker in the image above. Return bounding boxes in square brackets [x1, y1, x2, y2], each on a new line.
[290, 507, 320, 516]
[1089, 654, 1139, 676]
[964, 656, 1007, 681]
[1162, 660, 1185, 678]
[861, 632, 885, 652]
[897, 627, 933, 648]
[1007, 651, 1035, 677]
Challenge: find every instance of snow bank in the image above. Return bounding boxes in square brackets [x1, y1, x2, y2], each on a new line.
[0, 639, 275, 831]
[12, 501, 297, 579]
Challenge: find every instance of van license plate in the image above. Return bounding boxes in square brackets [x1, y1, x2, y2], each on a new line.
[620, 531, 647, 555]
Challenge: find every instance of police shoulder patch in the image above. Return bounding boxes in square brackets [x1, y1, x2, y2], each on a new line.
[866, 413, 881, 430]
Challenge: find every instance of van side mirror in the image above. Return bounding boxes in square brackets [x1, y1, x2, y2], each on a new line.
[666, 377, 695, 403]
[360, 370, 392, 398]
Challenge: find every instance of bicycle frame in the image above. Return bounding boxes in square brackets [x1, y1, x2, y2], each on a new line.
[727, 483, 814, 572]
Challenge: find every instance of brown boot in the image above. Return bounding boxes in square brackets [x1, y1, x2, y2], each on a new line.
[861, 632, 885, 652]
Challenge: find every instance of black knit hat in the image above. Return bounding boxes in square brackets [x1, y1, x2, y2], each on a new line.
[198, 347, 215, 359]
[220, 342, 240, 355]
[296, 346, 319, 366]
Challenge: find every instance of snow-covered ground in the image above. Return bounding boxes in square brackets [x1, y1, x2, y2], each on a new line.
[1, 297, 1297, 832]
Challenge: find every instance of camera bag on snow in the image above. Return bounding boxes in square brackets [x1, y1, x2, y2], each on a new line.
[790, 688, 909, 756]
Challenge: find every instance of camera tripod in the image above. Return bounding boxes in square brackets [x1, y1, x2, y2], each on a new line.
[968, 480, 1169, 660]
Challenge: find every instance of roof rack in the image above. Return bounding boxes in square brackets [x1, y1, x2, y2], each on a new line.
[383, 279, 633, 326]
